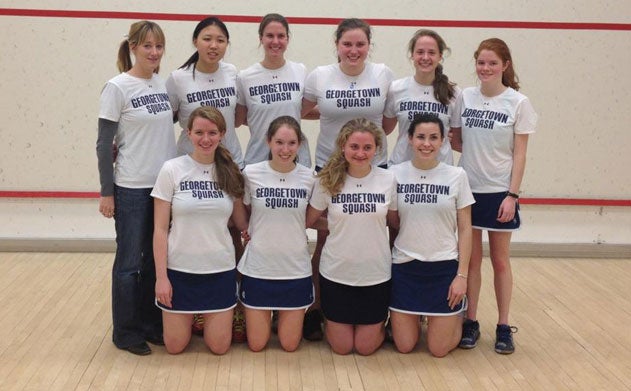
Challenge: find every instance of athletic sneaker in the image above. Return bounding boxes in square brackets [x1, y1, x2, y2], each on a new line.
[232, 308, 247, 343]
[495, 324, 518, 354]
[459, 319, 480, 349]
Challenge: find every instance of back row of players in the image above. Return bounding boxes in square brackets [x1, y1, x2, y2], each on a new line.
[96, 15, 537, 357]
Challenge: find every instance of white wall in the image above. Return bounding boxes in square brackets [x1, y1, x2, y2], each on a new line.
[1, 1, 630, 252]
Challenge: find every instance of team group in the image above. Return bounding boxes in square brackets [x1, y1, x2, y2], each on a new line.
[96, 13, 537, 358]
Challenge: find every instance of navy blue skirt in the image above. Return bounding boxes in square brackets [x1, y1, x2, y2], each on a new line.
[471, 192, 521, 231]
[390, 259, 466, 316]
[239, 275, 314, 310]
[156, 268, 237, 313]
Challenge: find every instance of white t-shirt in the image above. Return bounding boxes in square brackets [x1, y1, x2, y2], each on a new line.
[304, 62, 394, 167]
[309, 167, 397, 286]
[236, 61, 312, 167]
[238, 161, 315, 279]
[384, 77, 462, 165]
[99, 72, 176, 188]
[166, 62, 243, 168]
[459, 87, 537, 192]
[390, 161, 474, 263]
[151, 155, 235, 274]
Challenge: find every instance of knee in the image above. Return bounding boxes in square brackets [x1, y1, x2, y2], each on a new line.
[280, 339, 300, 352]
[164, 339, 188, 355]
[207, 339, 231, 355]
[329, 341, 353, 355]
[354, 337, 382, 356]
[427, 340, 453, 358]
[247, 339, 268, 353]
[355, 343, 380, 356]
[394, 339, 416, 354]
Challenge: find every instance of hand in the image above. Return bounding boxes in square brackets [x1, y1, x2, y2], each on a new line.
[155, 277, 173, 308]
[241, 230, 251, 244]
[99, 196, 115, 218]
[447, 276, 467, 309]
[496, 196, 517, 223]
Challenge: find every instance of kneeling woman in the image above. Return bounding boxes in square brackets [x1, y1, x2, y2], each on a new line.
[306, 118, 397, 355]
[152, 106, 248, 354]
[237, 116, 316, 352]
[388, 114, 474, 357]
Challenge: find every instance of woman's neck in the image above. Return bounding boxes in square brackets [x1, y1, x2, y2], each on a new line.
[347, 164, 371, 178]
[190, 152, 215, 165]
[269, 159, 295, 173]
[261, 56, 286, 70]
[339, 62, 365, 77]
[480, 81, 508, 97]
[195, 60, 219, 74]
[411, 158, 439, 171]
[128, 65, 154, 79]
[414, 72, 435, 86]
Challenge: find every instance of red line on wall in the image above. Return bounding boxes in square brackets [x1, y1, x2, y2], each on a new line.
[0, 191, 630, 207]
[1, 8, 630, 30]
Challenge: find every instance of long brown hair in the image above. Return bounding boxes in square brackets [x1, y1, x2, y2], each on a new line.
[408, 29, 456, 105]
[117, 20, 165, 73]
[187, 107, 244, 198]
[318, 118, 383, 195]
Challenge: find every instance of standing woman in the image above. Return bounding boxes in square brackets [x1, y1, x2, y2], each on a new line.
[238, 116, 316, 352]
[451, 38, 537, 354]
[235, 13, 311, 168]
[166, 16, 243, 168]
[152, 107, 248, 355]
[97, 21, 176, 356]
[388, 114, 474, 357]
[301, 18, 394, 339]
[306, 118, 397, 355]
[383, 29, 461, 166]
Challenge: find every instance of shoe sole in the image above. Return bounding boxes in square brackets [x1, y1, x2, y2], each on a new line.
[494, 347, 515, 354]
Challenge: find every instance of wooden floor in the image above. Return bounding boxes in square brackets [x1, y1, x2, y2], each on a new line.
[0, 253, 630, 390]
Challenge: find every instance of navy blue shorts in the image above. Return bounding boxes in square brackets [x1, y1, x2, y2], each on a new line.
[390, 259, 466, 316]
[320, 274, 391, 325]
[238, 275, 314, 310]
[156, 268, 237, 313]
[471, 192, 521, 231]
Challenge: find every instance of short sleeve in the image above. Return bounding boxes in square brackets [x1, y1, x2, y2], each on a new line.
[514, 97, 537, 134]
[98, 82, 124, 122]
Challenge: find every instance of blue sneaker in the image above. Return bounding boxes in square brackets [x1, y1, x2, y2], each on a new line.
[495, 324, 518, 354]
[459, 319, 480, 349]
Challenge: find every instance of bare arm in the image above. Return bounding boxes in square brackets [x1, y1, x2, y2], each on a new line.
[305, 204, 326, 229]
[153, 198, 172, 308]
[301, 98, 319, 119]
[497, 134, 529, 222]
[449, 127, 462, 153]
[448, 205, 472, 309]
[386, 209, 399, 230]
[382, 116, 398, 136]
[231, 198, 249, 232]
[235, 104, 248, 127]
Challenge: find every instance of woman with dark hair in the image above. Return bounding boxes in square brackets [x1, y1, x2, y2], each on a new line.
[166, 16, 243, 167]
[238, 116, 316, 352]
[389, 114, 473, 357]
[384, 29, 461, 166]
[235, 13, 311, 167]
